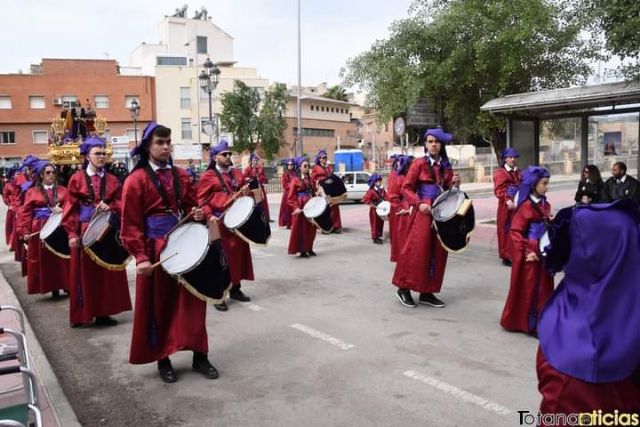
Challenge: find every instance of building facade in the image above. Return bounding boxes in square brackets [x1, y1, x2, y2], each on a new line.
[0, 59, 155, 166]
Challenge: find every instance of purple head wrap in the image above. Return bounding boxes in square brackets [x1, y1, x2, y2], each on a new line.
[516, 166, 550, 208]
[424, 128, 453, 144]
[79, 136, 106, 156]
[367, 173, 382, 188]
[250, 153, 260, 162]
[539, 199, 640, 383]
[314, 150, 328, 165]
[32, 160, 53, 176]
[130, 122, 160, 158]
[209, 139, 232, 158]
[294, 156, 308, 169]
[394, 155, 414, 176]
[501, 147, 520, 159]
[22, 155, 40, 169]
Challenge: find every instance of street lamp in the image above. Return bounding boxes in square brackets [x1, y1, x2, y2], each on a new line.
[199, 57, 221, 145]
[129, 98, 140, 145]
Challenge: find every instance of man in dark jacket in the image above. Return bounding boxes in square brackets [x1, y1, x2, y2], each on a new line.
[603, 162, 640, 203]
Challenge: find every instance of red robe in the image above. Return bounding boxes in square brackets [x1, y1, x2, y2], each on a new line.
[392, 157, 453, 293]
[311, 164, 342, 230]
[362, 186, 386, 239]
[198, 168, 254, 284]
[62, 170, 132, 324]
[3, 182, 15, 246]
[536, 348, 640, 422]
[287, 174, 317, 254]
[11, 173, 29, 265]
[17, 186, 69, 295]
[279, 171, 294, 228]
[500, 198, 554, 334]
[121, 166, 208, 364]
[387, 172, 411, 263]
[242, 165, 270, 221]
[493, 167, 521, 261]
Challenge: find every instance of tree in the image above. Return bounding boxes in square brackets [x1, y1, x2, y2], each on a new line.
[219, 81, 290, 160]
[342, 0, 595, 157]
[323, 85, 349, 102]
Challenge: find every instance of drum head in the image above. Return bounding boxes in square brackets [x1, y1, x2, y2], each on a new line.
[161, 223, 209, 275]
[82, 212, 111, 247]
[514, 190, 520, 207]
[303, 197, 328, 219]
[223, 197, 255, 229]
[376, 201, 391, 217]
[539, 231, 550, 256]
[40, 211, 62, 240]
[432, 190, 465, 222]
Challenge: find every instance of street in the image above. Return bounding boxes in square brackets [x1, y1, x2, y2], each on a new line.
[0, 183, 578, 427]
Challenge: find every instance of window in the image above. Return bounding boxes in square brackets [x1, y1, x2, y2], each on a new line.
[62, 96, 78, 109]
[180, 87, 191, 109]
[181, 118, 192, 140]
[29, 96, 45, 109]
[294, 127, 335, 138]
[341, 174, 354, 185]
[310, 105, 314, 111]
[126, 129, 138, 142]
[0, 131, 16, 144]
[0, 96, 12, 109]
[94, 95, 109, 109]
[331, 108, 334, 113]
[356, 173, 370, 184]
[125, 96, 139, 109]
[197, 36, 208, 54]
[321, 106, 325, 112]
[156, 56, 188, 66]
[32, 130, 48, 144]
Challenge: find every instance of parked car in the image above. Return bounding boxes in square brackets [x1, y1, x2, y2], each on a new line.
[336, 171, 372, 203]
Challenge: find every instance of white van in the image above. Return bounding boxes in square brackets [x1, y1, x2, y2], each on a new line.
[336, 171, 372, 202]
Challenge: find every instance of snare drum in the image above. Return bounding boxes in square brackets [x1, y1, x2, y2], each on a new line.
[223, 196, 271, 245]
[40, 211, 70, 259]
[319, 174, 347, 203]
[376, 201, 391, 221]
[160, 222, 231, 303]
[303, 196, 333, 233]
[82, 211, 131, 270]
[431, 188, 475, 252]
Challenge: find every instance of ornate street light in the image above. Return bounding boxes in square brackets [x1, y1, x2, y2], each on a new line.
[199, 58, 221, 145]
[129, 98, 140, 145]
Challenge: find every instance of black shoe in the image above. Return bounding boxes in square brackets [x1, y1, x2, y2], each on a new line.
[192, 353, 219, 379]
[51, 290, 61, 299]
[158, 358, 177, 383]
[501, 258, 512, 267]
[332, 229, 342, 234]
[373, 238, 383, 244]
[230, 288, 251, 302]
[214, 302, 228, 312]
[299, 252, 310, 258]
[70, 323, 86, 328]
[308, 250, 317, 256]
[396, 289, 417, 308]
[418, 293, 446, 308]
[94, 316, 118, 326]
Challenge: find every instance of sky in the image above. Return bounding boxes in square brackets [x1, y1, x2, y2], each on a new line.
[2, 0, 415, 88]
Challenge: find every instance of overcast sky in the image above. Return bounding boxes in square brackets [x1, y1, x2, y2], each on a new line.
[2, 0, 414, 88]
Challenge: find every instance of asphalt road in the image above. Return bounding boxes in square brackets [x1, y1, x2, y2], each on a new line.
[0, 184, 578, 427]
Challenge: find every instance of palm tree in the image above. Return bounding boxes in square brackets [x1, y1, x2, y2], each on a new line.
[323, 85, 349, 102]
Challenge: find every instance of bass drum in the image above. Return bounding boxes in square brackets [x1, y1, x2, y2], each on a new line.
[303, 196, 333, 233]
[432, 188, 475, 252]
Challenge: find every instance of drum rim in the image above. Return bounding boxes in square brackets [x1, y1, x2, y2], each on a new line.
[160, 222, 210, 275]
[376, 201, 391, 215]
[223, 196, 256, 229]
[40, 211, 62, 240]
[432, 190, 465, 222]
[303, 196, 328, 219]
[82, 211, 112, 247]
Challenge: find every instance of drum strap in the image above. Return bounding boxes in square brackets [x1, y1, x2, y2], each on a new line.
[83, 171, 107, 204]
[211, 167, 234, 194]
[143, 165, 182, 215]
[39, 185, 58, 208]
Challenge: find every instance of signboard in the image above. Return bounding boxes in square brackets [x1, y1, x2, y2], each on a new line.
[407, 99, 441, 127]
[110, 136, 131, 160]
[172, 143, 203, 160]
[394, 117, 405, 137]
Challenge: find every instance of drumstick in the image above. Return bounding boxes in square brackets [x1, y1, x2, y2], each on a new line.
[24, 231, 40, 239]
[150, 252, 179, 269]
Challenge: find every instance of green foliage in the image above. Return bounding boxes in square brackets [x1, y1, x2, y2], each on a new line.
[342, 0, 594, 155]
[323, 85, 349, 102]
[219, 81, 290, 160]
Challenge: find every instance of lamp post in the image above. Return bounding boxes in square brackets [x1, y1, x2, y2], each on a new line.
[199, 57, 221, 146]
[129, 98, 140, 145]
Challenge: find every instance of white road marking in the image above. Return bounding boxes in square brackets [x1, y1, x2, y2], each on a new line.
[290, 323, 355, 350]
[403, 370, 512, 416]
[240, 302, 264, 311]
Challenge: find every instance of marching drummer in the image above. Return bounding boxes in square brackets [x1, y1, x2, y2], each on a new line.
[121, 122, 219, 383]
[362, 173, 386, 245]
[12, 155, 39, 268]
[278, 158, 296, 229]
[392, 128, 461, 308]
[287, 157, 318, 258]
[387, 155, 414, 262]
[312, 149, 342, 233]
[197, 140, 254, 312]
[62, 136, 131, 327]
[17, 160, 69, 298]
[243, 153, 271, 222]
[500, 166, 554, 336]
[3, 166, 18, 250]
[493, 148, 521, 266]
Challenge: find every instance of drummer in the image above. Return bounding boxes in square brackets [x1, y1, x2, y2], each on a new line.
[287, 156, 317, 257]
[17, 160, 69, 298]
[3, 166, 18, 249]
[493, 148, 521, 266]
[362, 173, 386, 245]
[62, 136, 131, 327]
[311, 149, 342, 233]
[121, 122, 218, 383]
[278, 158, 295, 229]
[242, 153, 271, 222]
[197, 140, 254, 312]
[392, 128, 461, 308]
[387, 155, 414, 262]
[500, 166, 554, 336]
[12, 155, 39, 265]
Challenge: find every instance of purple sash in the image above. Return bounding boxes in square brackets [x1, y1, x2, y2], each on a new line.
[78, 205, 95, 223]
[145, 215, 178, 239]
[506, 185, 518, 198]
[527, 221, 546, 240]
[417, 184, 441, 201]
[33, 207, 52, 220]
